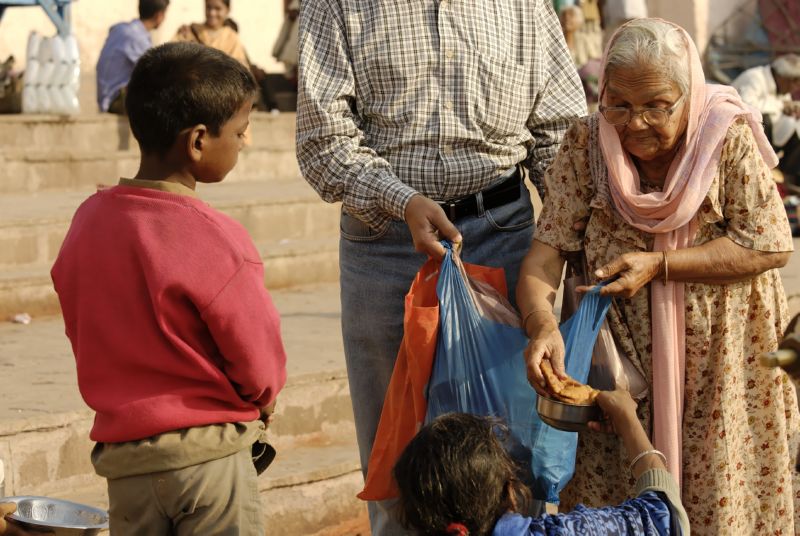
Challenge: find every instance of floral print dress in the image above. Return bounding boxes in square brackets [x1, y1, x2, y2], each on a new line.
[535, 115, 799, 535]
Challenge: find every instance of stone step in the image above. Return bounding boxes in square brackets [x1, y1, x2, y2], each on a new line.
[0, 112, 296, 153]
[0, 283, 348, 430]
[0, 236, 340, 318]
[46, 440, 368, 536]
[0, 282, 368, 535]
[0, 145, 300, 194]
[0, 405, 359, 502]
[0, 179, 340, 271]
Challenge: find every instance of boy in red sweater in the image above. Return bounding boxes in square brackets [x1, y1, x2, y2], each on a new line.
[51, 42, 286, 535]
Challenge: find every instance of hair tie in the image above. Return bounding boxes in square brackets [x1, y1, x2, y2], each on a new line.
[446, 522, 469, 536]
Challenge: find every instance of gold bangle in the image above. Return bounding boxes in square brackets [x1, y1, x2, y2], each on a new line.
[522, 308, 553, 334]
[662, 251, 669, 285]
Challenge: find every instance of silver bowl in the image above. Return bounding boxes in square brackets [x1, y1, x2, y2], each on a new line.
[3, 496, 109, 536]
[536, 395, 602, 432]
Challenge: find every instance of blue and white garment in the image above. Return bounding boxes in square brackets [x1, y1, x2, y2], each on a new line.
[492, 491, 680, 536]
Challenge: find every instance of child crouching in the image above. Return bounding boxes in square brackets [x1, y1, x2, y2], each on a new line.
[393, 389, 690, 535]
[51, 42, 287, 535]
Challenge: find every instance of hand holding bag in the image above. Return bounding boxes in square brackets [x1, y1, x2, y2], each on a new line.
[561, 250, 648, 399]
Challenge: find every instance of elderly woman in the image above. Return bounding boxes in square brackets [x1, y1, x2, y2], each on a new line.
[517, 18, 798, 535]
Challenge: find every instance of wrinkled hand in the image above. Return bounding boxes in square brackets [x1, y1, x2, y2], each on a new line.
[587, 388, 639, 435]
[578, 252, 661, 298]
[524, 311, 566, 394]
[404, 194, 462, 259]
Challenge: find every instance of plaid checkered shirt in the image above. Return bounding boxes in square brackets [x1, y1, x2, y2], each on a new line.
[296, 0, 587, 232]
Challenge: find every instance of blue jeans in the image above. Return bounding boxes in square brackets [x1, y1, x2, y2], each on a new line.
[339, 181, 535, 535]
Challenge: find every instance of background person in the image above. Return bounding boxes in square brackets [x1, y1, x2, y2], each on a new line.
[297, 0, 587, 533]
[732, 54, 800, 187]
[95, 0, 169, 114]
[598, 0, 647, 45]
[559, 5, 603, 109]
[173, 0, 248, 67]
[517, 18, 798, 535]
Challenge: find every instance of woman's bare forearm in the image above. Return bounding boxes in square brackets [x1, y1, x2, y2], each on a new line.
[516, 240, 566, 320]
[664, 237, 790, 285]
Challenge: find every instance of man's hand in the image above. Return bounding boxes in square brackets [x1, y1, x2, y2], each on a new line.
[404, 194, 462, 259]
[578, 252, 661, 298]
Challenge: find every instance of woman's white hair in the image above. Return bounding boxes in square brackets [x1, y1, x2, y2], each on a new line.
[772, 54, 800, 80]
[604, 19, 690, 96]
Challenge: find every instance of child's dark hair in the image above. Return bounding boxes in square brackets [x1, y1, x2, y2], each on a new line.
[125, 42, 257, 155]
[139, 0, 169, 20]
[393, 413, 532, 536]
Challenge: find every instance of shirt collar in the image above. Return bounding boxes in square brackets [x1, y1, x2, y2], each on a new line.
[118, 178, 198, 198]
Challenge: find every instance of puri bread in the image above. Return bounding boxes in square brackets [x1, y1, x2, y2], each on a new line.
[541, 359, 599, 405]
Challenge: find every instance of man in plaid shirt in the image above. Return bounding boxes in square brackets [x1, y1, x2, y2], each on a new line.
[296, 2, 586, 533]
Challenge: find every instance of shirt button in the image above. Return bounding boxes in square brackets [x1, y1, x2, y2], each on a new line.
[445, 49, 454, 59]
[442, 144, 452, 155]
[443, 100, 453, 110]
[440, 0, 449, 8]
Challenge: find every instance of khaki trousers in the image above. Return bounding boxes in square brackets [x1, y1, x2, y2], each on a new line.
[106, 448, 263, 535]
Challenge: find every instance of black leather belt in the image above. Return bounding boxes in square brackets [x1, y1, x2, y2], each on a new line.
[438, 168, 522, 221]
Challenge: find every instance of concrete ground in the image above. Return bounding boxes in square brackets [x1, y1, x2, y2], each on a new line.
[1, 238, 798, 424]
[0, 283, 345, 424]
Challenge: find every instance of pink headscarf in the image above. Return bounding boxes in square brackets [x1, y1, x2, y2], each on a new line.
[597, 19, 777, 486]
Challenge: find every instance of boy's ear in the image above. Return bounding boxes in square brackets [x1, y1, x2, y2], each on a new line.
[186, 125, 210, 163]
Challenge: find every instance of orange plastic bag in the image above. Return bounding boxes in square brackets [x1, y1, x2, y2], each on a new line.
[358, 255, 507, 501]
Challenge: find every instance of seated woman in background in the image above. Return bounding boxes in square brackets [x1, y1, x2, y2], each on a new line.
[173, 0, 249, 67]
[393, 388, 689, 535]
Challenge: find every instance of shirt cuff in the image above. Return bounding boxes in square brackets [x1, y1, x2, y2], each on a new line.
[379, 179, 418, 222]
[350, 167, 418, 223]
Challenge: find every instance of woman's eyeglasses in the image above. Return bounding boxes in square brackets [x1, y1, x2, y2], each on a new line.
[599, 94, 685, 127]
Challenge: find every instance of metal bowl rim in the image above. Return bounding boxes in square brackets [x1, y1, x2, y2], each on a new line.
[4, 495, 109, 530]
[537, 394, 599, 408]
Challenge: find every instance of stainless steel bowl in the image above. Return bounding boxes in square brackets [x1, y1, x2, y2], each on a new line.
[3, 496, 109, 536]
[536, 395, 602, 432]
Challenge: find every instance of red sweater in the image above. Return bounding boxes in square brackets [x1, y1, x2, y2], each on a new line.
[52, 183, 287, 443]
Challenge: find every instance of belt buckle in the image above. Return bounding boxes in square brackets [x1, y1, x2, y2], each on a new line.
[446, 201, 458, 221]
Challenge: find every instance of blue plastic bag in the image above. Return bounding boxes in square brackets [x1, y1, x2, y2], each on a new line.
[425, 243, 613, 503]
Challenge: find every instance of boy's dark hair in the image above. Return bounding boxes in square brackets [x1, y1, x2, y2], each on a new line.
[393, 413, 532, 536]
[125, 42, 257, 155]
[139, 0, 169, 20]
